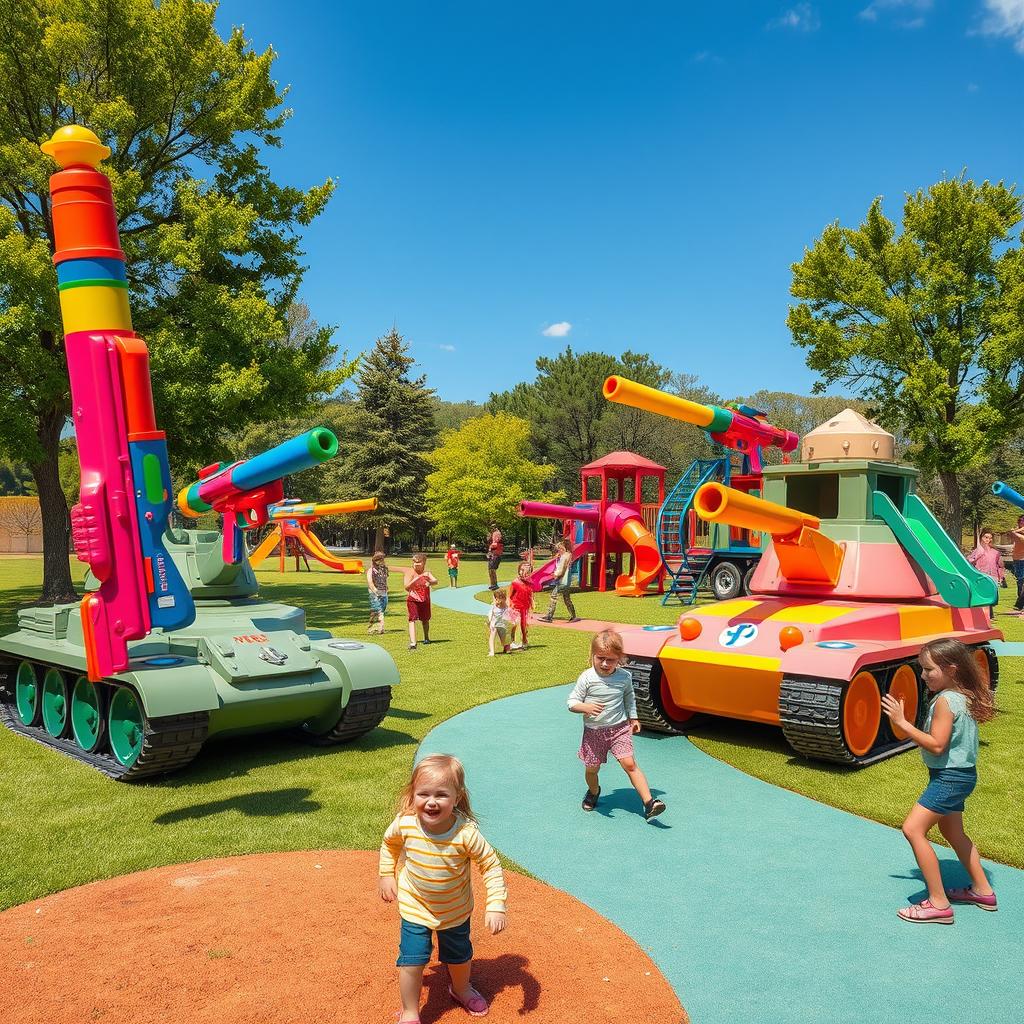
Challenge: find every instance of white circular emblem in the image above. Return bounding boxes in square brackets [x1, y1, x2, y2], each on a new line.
[717, 623, 759, 649]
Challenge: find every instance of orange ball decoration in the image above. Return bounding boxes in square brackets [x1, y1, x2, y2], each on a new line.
[779, 626, 804, 651]
[679, 617, 702, 641]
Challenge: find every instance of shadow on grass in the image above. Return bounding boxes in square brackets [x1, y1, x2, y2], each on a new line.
[145, 724, 418, 788]
[154, 786, 320, 824]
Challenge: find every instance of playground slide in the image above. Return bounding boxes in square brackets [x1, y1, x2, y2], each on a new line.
[248, 530, 280, 569]
[530, 540, 595, 591]
[872, 491, 998, 608]
[613, 515, 664, 597]
[296, 528, 364, 573]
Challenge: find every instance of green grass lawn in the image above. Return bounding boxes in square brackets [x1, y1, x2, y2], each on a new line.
[0, 552, 1020, 911]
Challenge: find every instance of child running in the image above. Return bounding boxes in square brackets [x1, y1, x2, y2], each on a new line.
[379, 754, 508, 1023]
[404, 553, 438, 650]
[881, 637, 997, 923]
[486, 587, 513, 656]
[366, 550, 389, 635]
[508, 561, 535, 650]
[445, 544, 460, 588]
[567, 629, 666, 821]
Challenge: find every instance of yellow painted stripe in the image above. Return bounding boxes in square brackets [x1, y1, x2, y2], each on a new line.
[898, 605, 953, 639]
[59, 284, 133, 333]
[662, 646, 781, 672]
[766, 604, 857, 624]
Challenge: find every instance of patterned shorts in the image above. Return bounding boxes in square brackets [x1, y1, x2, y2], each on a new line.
[578, 721, 634, 767]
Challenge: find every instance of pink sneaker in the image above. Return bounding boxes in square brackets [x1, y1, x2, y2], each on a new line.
[448, 984, 489, 1016]
[896, 899, 954, 924]
[948, 887, 998, 911]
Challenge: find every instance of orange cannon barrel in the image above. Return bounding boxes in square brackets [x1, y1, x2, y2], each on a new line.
[268, 498, 378, 521]
[694, 482, 844, 586]
[604, 376, 720, 430]
[694, 482, 818, 537]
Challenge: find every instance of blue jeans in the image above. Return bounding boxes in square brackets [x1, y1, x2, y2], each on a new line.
[397, 917, 473, 966]
[1011, 559, 1024, 609]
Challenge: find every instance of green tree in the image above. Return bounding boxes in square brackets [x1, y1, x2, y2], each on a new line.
[788, 177, 1024, 541]
[425, 413, 564, 543]
[336, 329, 437, 551]
[0, 0, 343, 602]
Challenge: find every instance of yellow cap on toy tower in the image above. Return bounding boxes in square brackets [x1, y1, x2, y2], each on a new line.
[41, 125, 111, 169]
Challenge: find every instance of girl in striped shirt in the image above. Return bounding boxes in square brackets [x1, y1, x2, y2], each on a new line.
[379, 754, 507, 1021]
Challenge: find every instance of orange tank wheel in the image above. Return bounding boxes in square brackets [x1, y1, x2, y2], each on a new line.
[842, 670, 881, 757]
[885, 664, 919, 741]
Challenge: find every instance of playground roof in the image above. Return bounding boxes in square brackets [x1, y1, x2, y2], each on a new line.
[581, 451, 666, 474]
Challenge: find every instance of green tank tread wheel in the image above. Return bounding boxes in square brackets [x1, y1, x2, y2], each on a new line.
[71, 676, 105, 753]
[41, 668, 71, 738]
[15, 661, 41, 727]
[299, 686, 392, 746]
[1, 667, 208, 782]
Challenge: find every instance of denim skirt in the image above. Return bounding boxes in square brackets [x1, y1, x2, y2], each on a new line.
[919, 766, 977, 814]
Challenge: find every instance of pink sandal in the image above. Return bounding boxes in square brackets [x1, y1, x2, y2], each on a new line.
[948, 887, 998, 911]
[896, 899, 954, 924]
[448, 983, 490, 1017]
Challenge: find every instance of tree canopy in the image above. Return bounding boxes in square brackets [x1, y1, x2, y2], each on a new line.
[788, 176, 1024, 539]
[425, 413, 564, 542]
[0, 0, 347, 600]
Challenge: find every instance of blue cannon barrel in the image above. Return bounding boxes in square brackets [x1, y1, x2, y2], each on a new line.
[178, 428, 340, 516]
[992, 481, 1024, 511]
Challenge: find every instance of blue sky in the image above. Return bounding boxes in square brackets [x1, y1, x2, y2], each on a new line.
[214, 1, 1024, 403]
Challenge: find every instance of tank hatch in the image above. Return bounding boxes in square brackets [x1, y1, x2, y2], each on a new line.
[802, 409, 894, 463]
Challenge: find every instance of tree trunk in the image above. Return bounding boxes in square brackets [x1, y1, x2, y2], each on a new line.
[29, 405, 77, 605]
[938, 470, 963, 548]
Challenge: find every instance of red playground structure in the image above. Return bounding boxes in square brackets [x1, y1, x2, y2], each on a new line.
[521, 451, 666, 596]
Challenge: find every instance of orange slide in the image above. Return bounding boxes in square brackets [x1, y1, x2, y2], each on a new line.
[613, 515, 664, 596]
[249, 524, 363, 573]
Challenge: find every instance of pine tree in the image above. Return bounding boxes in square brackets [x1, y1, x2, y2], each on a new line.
[336, 329, 437, 551]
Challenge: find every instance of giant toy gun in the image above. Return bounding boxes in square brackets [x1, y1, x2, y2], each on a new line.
[42, 126, 195, 682]
[603, 376, 799, 474]
[176, 429, 341, 565]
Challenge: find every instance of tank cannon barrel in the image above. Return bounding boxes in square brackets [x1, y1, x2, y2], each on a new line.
[519, 500, 601, 523]
[694, 482, 843, 586]
[992, 481, 1024, 511]
[603, 375, 799, 473]
[694, 482, 819, 537]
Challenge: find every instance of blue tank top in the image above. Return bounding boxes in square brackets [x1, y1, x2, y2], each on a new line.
[921, 689, 978, 770]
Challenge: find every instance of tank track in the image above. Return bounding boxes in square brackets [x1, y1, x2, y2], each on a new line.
[0, 667, 208, 781]
[622, 656, 685, 734]
[300, 685, 392, 746]
[779, 643, 998, 767]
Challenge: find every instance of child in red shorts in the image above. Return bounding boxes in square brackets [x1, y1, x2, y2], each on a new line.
[508, 561, 535, 650]
[567, 629, 666, 821]
[405, 553, 438, 650]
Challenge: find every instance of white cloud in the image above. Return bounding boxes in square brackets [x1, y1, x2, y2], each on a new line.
[859, 0, 932, 22]
[542, 321, 572, 337]
[439, 343, 455, 351]
[692, 50, 724, 64]
[979, 0, 1024, 52]
[768, 3, 821, 31]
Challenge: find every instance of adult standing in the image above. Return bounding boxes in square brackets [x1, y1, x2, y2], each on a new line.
[1011, 515, 1024, 614]
[486, 522, 503, 590]
[539, 540, 580, 623]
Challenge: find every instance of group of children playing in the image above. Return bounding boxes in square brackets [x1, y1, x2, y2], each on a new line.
[377, 625, 998, 1020]
[366, 539, 581, 655]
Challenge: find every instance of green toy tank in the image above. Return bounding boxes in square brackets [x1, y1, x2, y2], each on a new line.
[0, 529, 398, 781]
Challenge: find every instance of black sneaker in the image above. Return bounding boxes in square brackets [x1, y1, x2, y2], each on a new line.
[644, 798, 666, 821]
[538, 616, 554, 623]
[567, 617, 581, 623]
[582, 787, 600, 811]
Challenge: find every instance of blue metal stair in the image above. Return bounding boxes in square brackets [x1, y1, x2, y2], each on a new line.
[657, 457, 727, 605]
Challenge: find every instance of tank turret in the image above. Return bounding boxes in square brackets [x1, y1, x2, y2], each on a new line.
[615, 409, 1000, 768]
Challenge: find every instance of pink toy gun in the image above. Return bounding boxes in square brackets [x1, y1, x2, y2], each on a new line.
[604, 376, 799, 474]
[42, 126, 195, 682]
[176, 428, 341, 564]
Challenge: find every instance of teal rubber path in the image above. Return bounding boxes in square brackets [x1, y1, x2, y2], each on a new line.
[420, 689, 1023, 1024]
[872, 491, 998, 607]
